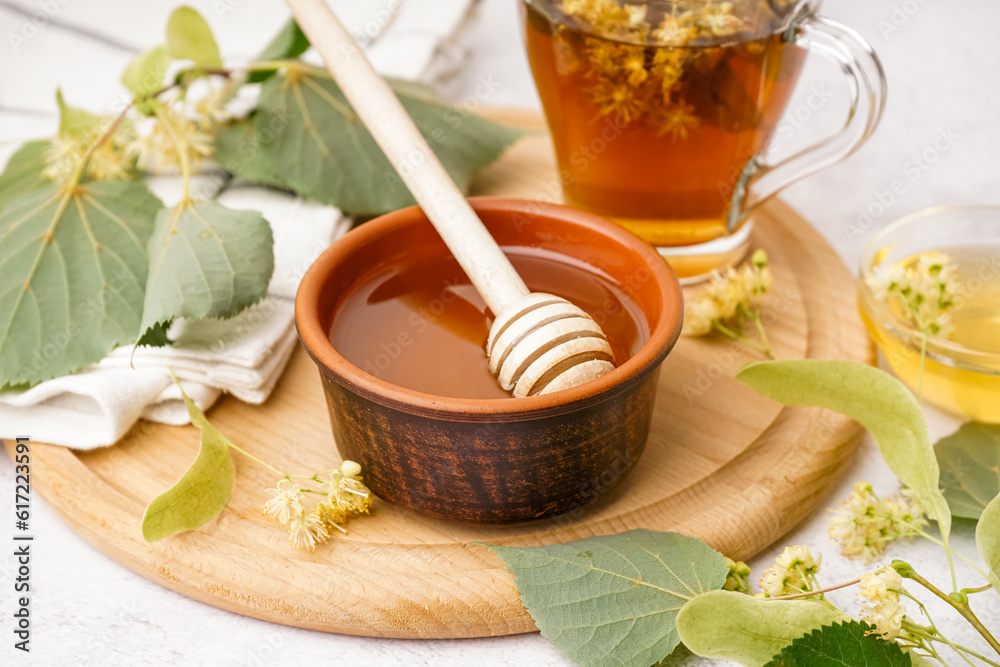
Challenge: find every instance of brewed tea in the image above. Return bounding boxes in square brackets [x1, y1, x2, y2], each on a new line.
[523, 1, 806, 252]
[329, 244, 649, 399]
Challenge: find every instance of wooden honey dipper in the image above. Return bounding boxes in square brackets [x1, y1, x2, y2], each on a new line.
[286, 0, 616, 398]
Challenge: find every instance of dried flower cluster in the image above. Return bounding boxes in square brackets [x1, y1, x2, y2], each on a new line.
[859, 566, 907, 640]
[758, 545, 822, 598]
[867, 251, 960, 338]
[263, 461, 374, 551]
[683, 249, 775, 356]
[827, 482, 927, 563]
[552, 0, 785, 137]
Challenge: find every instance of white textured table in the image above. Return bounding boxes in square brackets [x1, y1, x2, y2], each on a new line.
[1, 1, 997, 665]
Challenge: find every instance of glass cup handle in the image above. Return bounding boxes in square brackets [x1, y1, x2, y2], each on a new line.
[726, 11, 888, 233]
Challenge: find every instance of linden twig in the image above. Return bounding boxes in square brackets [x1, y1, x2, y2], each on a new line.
[895, 562, 1000, 657]
[768, 578, 861, 601]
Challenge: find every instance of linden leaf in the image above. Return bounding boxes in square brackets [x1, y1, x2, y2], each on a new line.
[763, 621, 911, 667]
[213, 69, 523, 215]
[137, 319, 172, 348]
[141, 379, 234, 542]
[0, 141, 53, 214]
[676, 591, 848, 667]
[121, 45, 170, 100]
[477, 530, 728, 667]
[736, 360, 951, 541]
[139, 200, 274, 343]
[935, 422, 1000, 520]
[976, 493, 1000, 593]
[165, 6, 222, 68]
[247, 19, 309, 84]
[0, 182, 163, 388]
[55, 89, 102, 138]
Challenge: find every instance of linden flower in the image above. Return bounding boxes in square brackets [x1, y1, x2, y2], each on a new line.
[866, 251, 959, 337]
[827, 482, 926, 562]
[683, 250, 773, 340]
[651, 47, 689, 92]
[653, 100, 700, 140]
[624, 4, 647, 27]
[584, 40, 624, 77]
[759, 545, 822, 598]
[722, 557, 752, 593]
[138, 107, 214, 173]
[775, 545, 822, 576]
[288, 509, 330, 551]
[588, 79, 645, 123]
[264, 461, 373, 551]
[561, 0, 629, 31]
[262, 478, 303, 525]
[684, 299, 720, 336]
[859, 566, 906, 640]
[43, 126, 139, 183]
[321, 460, 374, 517]
[622, 48, 649, 86]
[699, 2, 746, 37]
[652, 13, 699, 47]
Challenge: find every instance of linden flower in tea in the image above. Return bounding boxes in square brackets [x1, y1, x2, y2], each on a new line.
[866, 251, 959, 338]
[552, 0, 753, 135]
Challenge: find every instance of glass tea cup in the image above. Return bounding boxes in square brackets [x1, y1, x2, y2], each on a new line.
[521, 0, 887, 281]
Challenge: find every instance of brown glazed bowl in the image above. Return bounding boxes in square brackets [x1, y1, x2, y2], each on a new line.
[295, 197, 682, 524]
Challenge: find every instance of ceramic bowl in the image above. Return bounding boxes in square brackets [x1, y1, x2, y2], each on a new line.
[296, 197, 683, 523]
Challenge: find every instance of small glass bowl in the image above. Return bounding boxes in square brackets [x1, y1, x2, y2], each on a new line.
[858, 205, 1000, 423]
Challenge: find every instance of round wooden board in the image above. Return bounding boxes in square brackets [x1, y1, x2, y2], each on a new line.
[5, 108, 874, 639]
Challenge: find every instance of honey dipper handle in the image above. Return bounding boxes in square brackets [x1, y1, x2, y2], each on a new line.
[285, 0, 529, 315]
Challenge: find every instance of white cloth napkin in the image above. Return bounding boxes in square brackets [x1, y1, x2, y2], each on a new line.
[0, 0, 477, 449]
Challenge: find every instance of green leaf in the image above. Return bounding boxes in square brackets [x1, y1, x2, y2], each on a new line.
[141, 378, 234, 541]
[247, 19, 309, 84]
[0, 140, 53, 214]
[165, 6, 222, 68]
[0, 182, 163, 388]
[736, 360, 951, 541]
[122, 44, 170, 100]
[676, 591, 848, 667]
[56, 89, 102, 139]
[976, 493, 1000, 593]
[763, 621, 911, 667]
[213, 69, 524, 215]
[136, 319, 172, 348]
[477, 529, 728, 667]
[935, 422, 1000, 520]
[139, 200, 273, 342]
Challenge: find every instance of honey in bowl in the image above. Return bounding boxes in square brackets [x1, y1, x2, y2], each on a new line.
[330, 244, 649, 399]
